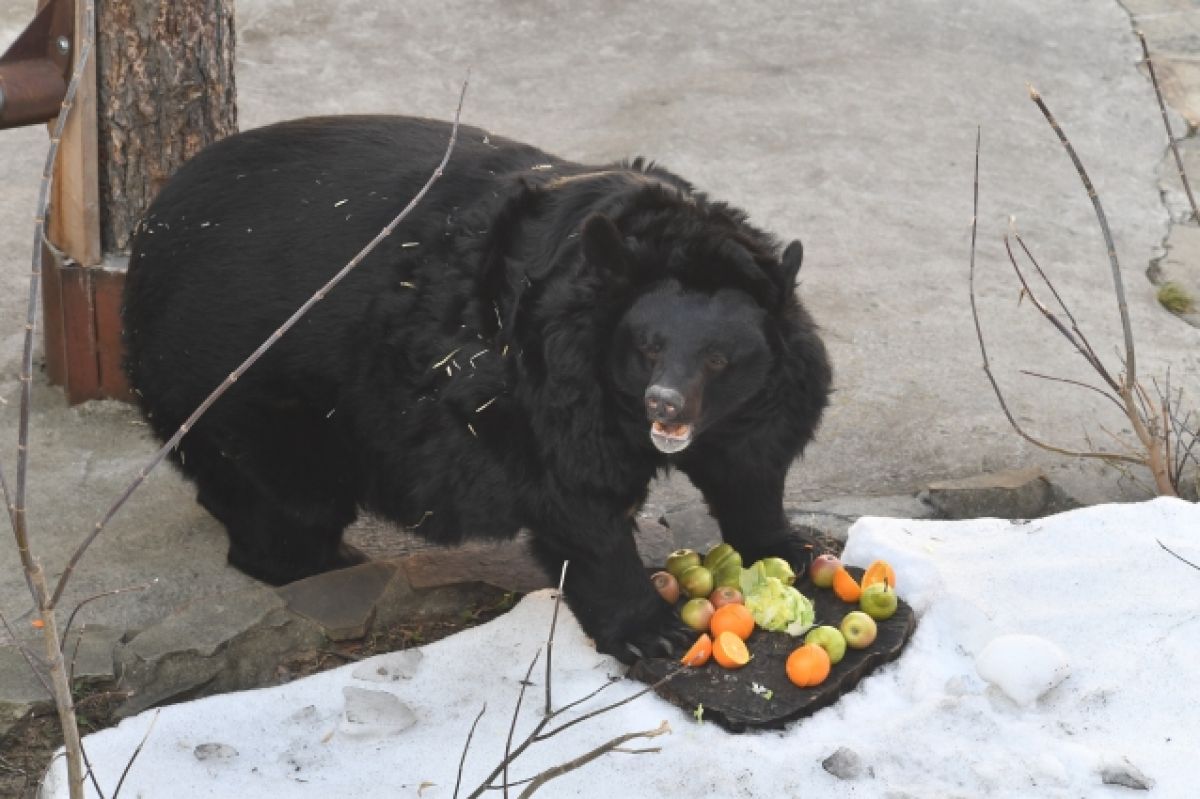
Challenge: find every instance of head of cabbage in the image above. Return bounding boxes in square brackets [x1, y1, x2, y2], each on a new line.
[741, 563, 815, 636]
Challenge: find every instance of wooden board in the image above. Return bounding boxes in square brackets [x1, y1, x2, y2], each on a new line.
[629, 566, 916, 733]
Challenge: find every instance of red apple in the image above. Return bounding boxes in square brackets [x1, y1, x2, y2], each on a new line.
[810, 554, 842, 588]
[708, 586, 744, 609]
[651, 571, 680, 604]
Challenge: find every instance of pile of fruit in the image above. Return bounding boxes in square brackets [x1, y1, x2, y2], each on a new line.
[650, 546, 899, 689]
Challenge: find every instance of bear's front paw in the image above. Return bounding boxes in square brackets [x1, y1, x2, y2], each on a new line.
[741, 533, 818, 579]
[592, 596, 696, 666]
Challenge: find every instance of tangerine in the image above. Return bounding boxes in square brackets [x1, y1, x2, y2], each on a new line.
[680, 634, 712, 667]
[861, 560, 897, 590]
[786, 643, 831, 687]
[709, 603, 755, 641]
[711, 630, 751, 669]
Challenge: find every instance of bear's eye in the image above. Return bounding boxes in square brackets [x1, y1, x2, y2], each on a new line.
[705, 352, 729, 372]
[639, 342, 662, 362]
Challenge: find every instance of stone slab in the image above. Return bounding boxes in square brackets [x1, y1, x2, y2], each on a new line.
[0, 644, 51, 737]
[277, 561, 395, 641]
[924, 467, 1066, 520]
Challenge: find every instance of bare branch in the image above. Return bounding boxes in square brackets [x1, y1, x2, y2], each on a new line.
[49, 75, 472, 609]
[1139, 31, 1200, 223]
[545, 561, 568, 715]
[453, 703, 488, 799]
[112, 708, 160, 798]
[1157, 538, 1200, 572]
[1017, 370, 1125, 413]
[1028, 85, 1137, 390]
[503, 650, 541, 799]
[515, 721, 670, 799]
[967, 132, 1143, 466]
[61, 581, 155, 652]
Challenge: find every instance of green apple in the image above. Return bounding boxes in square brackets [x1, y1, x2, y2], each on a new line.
[680, 598, 715, 632]
[758, 557, 796, 586]
[665, 549, 701, 579]
[809, 554, 841, 589]
[839, 611, 877, 649]
[803, 625, 847, 665]
[859, 582, 898, 621]
[704, 544, 743, 588]
[679, 565, 715, 599]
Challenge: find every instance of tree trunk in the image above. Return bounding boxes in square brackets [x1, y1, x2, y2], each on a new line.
[95, 0, 236, 253]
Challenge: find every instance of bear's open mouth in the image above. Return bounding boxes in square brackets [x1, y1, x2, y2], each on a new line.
[650, 421, 693, 453]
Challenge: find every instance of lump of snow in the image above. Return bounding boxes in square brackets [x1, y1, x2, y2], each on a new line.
[193, 742, 238, 761]
[975, 634, 1070, 706]
[351, 649, 423, 683]
[340, 687, 417, 738]
[821, 746, 865, 780]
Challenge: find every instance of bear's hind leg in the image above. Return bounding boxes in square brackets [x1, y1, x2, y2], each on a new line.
[223, 492, 364, 586]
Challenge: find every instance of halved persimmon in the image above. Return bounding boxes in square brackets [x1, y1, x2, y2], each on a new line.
[832, 567, 862, 603]
[681, 633, 712, 667]
[712, 630, 751, 669]
[861, 559, 897, 590]
[709, 603, 755, 641]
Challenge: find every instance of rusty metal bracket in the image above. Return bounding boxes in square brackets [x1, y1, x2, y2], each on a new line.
[0, 0, 76, 130]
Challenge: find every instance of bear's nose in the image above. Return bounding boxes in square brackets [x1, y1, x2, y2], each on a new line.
[644, 386, 684, 422]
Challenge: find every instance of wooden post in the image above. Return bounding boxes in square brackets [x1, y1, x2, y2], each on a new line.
[40, 0, 236, 404]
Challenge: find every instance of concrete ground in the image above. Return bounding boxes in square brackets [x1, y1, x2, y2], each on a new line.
[1, 0, 1198, 645]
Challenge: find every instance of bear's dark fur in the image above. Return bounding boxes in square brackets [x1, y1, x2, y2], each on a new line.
[123, 115, 831, 661]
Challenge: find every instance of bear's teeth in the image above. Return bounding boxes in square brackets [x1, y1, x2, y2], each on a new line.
[650, 422, 693, 453]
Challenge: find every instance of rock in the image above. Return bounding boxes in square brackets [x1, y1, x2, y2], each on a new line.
[340, 686, 417, 737]
[975, 634, 1070, 706]
[397, 533, 551, 594]
[0, 644, 52, 737]
[1100, 757, 1153, 791]
[277, 561, 396, 641]
[114, 585, 324, 718]
[924, 467, 1066, 520]
[60, 625, 123, 686]
[633, 514, 675, 568]
[821, 746, 865, 780]
[790, 494, 937, 544]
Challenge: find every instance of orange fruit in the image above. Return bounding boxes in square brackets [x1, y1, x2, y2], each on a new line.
[786, 643, 831, 687]
[711, 630, 751, 669]
[681, 634, 712, 667]
[862, 560, 897, 590]
[832, 567, 862, 602]
[709, 603, 755, 641]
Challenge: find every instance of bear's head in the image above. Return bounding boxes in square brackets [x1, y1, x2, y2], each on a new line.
[583, 212, 815, 455]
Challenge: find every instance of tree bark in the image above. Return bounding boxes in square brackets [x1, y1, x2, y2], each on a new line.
[95, 0, 236, 253]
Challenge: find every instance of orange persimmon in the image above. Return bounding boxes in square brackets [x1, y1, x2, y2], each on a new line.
[832, 567, 862, 602]
[786, 643, 831, 687]
[709, 603, 755, 641]
[681, 634, 713, 667]
[861, 560, 897, 590]
[711, 631, 751, 669]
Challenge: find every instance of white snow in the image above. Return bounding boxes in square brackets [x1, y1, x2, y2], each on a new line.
[976, 634, 1071, 706]
[44, 499, 1200, 797]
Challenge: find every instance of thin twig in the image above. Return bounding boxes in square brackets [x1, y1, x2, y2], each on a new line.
[453, 703, 488, 799]
[1028, 85, 1136, 390]
[49, 74, 472, 609]
[532, 667, 684, 743]
[968, 132, 1141, 466]
[60, 581, 155, 651]
[112, 708, 159, 798]
[1012, 232, 1118, 390]
[545, 561, 568, 715]
[0, 607, 52, 695]
[1018, 370, 1126, 413]
[1157, 538, 1200, 571]
[503, 650, 541, 799]
[1139, 31, 1200, 223]
[515, 721, 670, 799]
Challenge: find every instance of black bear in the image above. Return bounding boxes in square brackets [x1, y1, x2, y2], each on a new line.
[123, 115, 831, 662]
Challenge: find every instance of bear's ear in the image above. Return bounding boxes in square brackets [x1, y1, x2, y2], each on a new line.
[781, 239, 804, 289]
[581, 213, 633, 278]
